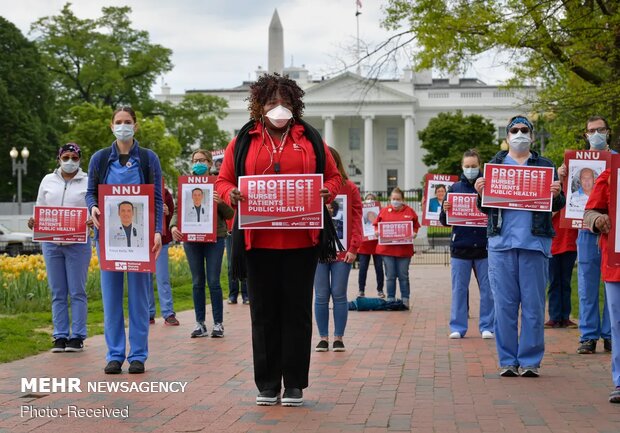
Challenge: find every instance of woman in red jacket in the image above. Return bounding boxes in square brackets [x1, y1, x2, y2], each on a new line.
[357, 193, 385, 298]
[314, 147, 362, 353]
[215, 74, 342, 407]
[374, 187, 420, 309]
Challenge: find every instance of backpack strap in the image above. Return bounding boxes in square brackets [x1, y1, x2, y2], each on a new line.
[138, 147, 152, 184]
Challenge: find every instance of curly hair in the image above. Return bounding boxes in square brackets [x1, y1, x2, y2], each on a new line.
[247, 73, 305, 121]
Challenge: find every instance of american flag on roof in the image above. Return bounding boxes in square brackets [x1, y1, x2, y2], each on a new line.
[356, 0, 362, 8]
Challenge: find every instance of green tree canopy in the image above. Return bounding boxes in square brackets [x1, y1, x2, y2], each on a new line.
[383, 1, 620, 146]
[62, 103, 181, 186]
[31, 2, 172, 111]
[0, 16, 57, 202]
[418, 111, 498, 178]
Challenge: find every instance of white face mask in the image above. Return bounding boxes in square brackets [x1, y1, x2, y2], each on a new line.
[113, 124, 135, 141]
[265, 105, 293, 128]
[60, 160, 79, 174]
[391, 200, 403, 208]
[508, 131, 531, 152]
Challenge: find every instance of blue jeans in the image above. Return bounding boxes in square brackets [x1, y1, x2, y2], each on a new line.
[605, 282, 620, 387]
[548, 251, 577, 322]
[358, 253, 384, 292]
[96, 241, 150, 363]
[314, 261, 351, 337]
[225, 234, 247, 300]
[577, 230, 611, 341]
[42, 241, 91, 340]
[148, 243, 175, 319]
[488, 249, 548, 368]
[382, 256, 411, 300]
[450, 257, 494, 336]
[184, 238, 225, 324]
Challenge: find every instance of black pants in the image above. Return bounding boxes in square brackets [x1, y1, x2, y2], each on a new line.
[246, 247, 317, 391]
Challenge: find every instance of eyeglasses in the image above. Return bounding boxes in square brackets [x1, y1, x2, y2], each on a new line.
[586, 127, 609, 134]
[509, 127, 530, 134]
[192, 158, 208, 164]
[60, 156, 80, 162]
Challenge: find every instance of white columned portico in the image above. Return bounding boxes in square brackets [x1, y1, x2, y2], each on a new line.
[322, 115, 335, 148]
[403, 114, 415, 189]
[363, 115, 375, 191]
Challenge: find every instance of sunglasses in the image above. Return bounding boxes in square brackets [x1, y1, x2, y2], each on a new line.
[60, 156, 80, 162]
[509, 127, 530, 134]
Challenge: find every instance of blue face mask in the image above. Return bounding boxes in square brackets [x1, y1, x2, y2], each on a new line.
[588, 132, 607, 150]
[463, 167, 479, 180]
[391, 200, 403, 208]
[192, 162, 208, 175]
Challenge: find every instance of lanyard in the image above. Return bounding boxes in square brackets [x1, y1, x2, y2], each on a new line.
[263, 127, 290, 174]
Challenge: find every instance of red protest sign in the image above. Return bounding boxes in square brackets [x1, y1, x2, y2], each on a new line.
[561, 150, 610, 229]
[446, 193, 487, 227]
[378, 221, 414, 245]
[238, 174, 324, 229]
[33, 206, 88, 243]
[362, 201, 381, 241]
[481, 163, 554, 211]
[99, 184, 155, 273]
[608, 155, 620, 266]
[177, 175, 218, 242]
[422, 173, 458, 226]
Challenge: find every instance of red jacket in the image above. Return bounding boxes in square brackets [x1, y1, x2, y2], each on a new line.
[334, 179, 363, 260]
[374, 204, 420, 258]
[358, 239, 378, 255]
[215, 121, 342, 250]
[585, 169, 620, 281]
[550, 212, 577, 256]
[162, 188, 175, 245]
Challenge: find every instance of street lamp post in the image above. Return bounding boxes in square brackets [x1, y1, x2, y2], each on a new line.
[10, 146, 29, 215]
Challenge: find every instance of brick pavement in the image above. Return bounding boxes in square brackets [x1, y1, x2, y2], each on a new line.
[1, 264, 619, 433]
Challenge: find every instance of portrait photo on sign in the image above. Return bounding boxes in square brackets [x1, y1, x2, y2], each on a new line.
[181, 183, 214, 234]
[362, 204, 380, 238]
[329, 195, 347, 248]
[426, 181, 448, 217]
[104, 195, 149, 262]
[565, 160, 605, 219]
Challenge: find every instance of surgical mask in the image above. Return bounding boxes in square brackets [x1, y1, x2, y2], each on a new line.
[192, 162, 208, 175]
[391, 200, 403, 208]
[463, 167, 479, 181]
[113, 124, 135, 141]
[60, 160, 79, 174]
[265, 105, 293, 128]
[508, 131, 531, 153]
[588, 132, 607, 150]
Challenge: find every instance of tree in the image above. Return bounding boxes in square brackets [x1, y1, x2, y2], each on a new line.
[418, 111, 498, 177]
[62, 103, 181, 185]
[31, 3, 172, 111]
[382, 1, 620, 145]
[0, 17, 57, 202]
[159, 93, 231, 157]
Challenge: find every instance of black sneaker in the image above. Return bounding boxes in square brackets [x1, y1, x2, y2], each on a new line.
[51, 338, 67, 353]
[604, 338, 612, 352]
[256, 389, 279, 406]
[211, 322, 224, 338]
[104, 360, 122, 374]
[333, 340, 345, 352]
[377, 290, 385, 298]
[577, 339, 597, 354]
[191, 322, 209, 338]
[520, 366, 540, 377]
[281, 388, 303, 407]
[64, 338, 84, 352]
[227, 297, 237, 304]
[315, 340, 329, 352]
[128, 360, 145, 374]
[499, 366, 519, 377]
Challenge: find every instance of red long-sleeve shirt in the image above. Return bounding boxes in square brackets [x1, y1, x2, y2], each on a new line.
[373, 204, 420, 258]
[335, 179, 363, 260]
[216, 121, 342, 250]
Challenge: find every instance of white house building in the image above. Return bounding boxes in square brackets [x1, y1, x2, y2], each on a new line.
[156, 10, 536, 191]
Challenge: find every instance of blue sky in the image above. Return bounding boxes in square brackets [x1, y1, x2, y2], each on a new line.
[1, 0, 512, 94]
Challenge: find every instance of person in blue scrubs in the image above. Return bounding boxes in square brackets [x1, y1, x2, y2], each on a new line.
[475, 115, 565, 378]
[86, 106, 163, 375]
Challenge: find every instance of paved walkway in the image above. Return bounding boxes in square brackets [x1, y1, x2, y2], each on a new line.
[1, 264, 619, 433]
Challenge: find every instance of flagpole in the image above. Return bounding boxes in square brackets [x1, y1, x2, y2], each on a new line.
[355, 1, 361, 74]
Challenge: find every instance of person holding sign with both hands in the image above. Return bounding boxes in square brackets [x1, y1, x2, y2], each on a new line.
[475, 115, 564, 378]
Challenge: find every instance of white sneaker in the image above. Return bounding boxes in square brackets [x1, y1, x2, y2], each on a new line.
[482, 331, 494, 339]
[449, 331, 462, 339]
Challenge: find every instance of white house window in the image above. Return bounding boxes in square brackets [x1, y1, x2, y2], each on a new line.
[349, 128, 361, 150]
[387, 169, 398, 192]
[386, 127, 398, 150]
